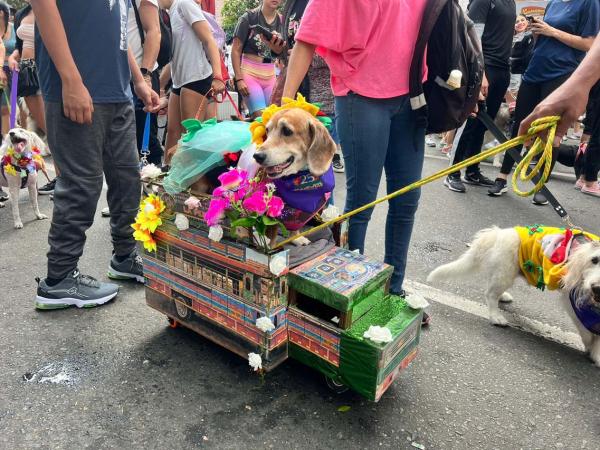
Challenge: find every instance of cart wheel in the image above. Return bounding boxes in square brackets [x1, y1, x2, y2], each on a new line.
[173, 297, 191, 320]
[325, 375, 349, 394]
[167, 317, 179, 329]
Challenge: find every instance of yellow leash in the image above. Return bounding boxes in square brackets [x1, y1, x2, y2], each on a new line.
[273, 116, 561, 249]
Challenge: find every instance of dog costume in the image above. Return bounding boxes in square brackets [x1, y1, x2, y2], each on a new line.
[1, 144, 42, 188]
[516, 225, 599, 291]
[274, 165, 334, 231]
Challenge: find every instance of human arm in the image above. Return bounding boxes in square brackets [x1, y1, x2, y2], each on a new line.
[0, 41, 6, 85]
[231, 37, 248, 96]
[7, 49, 20, 71]
[159, 63, 170, 95]
[466, 1, 489, 97]
[138, 0, 161, 77]
[129, 46, 160, 112]
[519, 36, 600, 139]
[530, 18, 595, 52]
[191, 20, 225, 94]
[282, 40, 315, 99]
[259, 32, 285, 55]
[30, 0, 93, 124]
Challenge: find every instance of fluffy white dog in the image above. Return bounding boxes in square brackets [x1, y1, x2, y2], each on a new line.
[428, 226, 600, 366]
[0, 128, 49, 228]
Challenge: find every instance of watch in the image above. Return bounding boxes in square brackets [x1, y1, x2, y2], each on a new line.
[140, 68, 151, 77]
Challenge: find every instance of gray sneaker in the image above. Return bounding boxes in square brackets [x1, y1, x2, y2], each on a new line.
[108, 250, 145, 283]
[36, 270, 119, 310]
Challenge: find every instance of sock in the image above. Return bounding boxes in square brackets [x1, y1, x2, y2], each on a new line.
[45, 277, 64, 287]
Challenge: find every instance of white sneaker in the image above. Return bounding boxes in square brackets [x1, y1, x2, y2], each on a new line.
[101, 207, 110, 217]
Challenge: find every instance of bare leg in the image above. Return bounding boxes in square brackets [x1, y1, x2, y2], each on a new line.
[179, 87, 207, 122]
[24, 95, 47, 134]
[165, 92, 183, 155]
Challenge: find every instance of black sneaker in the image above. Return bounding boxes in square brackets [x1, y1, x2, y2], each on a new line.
[462, 171, 495, 187]
[443, 175, 466, 193]
[332, 154, 345, 173]
[0, 189, 8, 202]
[38, 178, 56, 195]
[35, 269, 119, 310]
[488, 178, 508, 196]
[108, 250, 144, 283]
[532, 191, 549, 205]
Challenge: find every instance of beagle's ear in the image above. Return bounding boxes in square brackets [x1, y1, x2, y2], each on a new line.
[307, 117, 336, 176]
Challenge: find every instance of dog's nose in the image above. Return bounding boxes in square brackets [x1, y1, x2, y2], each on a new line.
[253, 152, 267, 164]
[9, 131, 15, 137]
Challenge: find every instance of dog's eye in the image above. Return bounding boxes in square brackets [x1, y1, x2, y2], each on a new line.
[592, 257, 600, 265]
[281, 126, 293, 137]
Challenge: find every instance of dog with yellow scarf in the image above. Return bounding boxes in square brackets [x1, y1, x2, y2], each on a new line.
[428, 225, 600, 367]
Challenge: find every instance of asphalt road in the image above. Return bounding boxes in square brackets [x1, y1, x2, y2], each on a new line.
[1, 152, 599, 450]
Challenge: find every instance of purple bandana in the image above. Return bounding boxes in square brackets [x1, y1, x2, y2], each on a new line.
[570, 289, 600, 335]
[274, 166, 335, 231]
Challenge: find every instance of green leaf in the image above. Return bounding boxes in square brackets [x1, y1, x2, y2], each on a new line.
[231, 217, 256, 228]
[255, 220, 266, 235]
[337, 406, 351, 412]
[262, 216, 280, 226]
[278, 222, 289, 237]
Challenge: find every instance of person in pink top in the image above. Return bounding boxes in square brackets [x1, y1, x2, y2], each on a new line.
[282, 0, 427, 304]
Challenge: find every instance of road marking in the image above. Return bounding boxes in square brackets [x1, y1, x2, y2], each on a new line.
[405, 280, 585, 352]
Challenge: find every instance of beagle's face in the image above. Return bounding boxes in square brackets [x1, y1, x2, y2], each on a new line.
[253, 108, 336, 179]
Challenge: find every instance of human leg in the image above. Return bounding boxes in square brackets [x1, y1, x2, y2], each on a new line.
[24, 94, 47, 134]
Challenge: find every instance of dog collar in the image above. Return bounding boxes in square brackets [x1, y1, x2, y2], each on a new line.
[569, 289, 600, 335]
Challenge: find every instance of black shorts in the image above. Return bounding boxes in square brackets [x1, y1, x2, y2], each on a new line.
[171, 75, 213, 96]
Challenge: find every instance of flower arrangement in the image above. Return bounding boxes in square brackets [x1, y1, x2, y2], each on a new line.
[132, 194, 166, 252]
[2, 143, 42, 178]
[204, 168, 288, 251]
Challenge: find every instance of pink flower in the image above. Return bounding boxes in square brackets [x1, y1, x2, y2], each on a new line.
[212, 186, 230, 198]
[204, 197, 230, 226]
[242, 191, 267, 215]
[266, 195, 284, 217]
[233, 185, 248, 203]
[218, 169, 247, 191]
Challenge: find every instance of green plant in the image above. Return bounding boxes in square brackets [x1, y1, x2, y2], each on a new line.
[221, 0, 260, 38]
[6, 1, 29, 10]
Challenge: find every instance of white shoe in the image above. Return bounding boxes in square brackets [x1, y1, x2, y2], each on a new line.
[101, 207, 110, 217]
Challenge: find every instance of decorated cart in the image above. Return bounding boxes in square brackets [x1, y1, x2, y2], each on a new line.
[136, 98, 425, 401]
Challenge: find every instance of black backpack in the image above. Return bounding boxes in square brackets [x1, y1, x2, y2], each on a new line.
[132, 1, 173, 69]
[409, 0, 484, 134]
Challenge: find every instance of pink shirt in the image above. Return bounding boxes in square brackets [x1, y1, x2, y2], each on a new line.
[295, 0, 427, 99]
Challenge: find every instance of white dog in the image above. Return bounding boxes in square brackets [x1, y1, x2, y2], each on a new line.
[427, 226, 600, 366]
[0, 128, 49, 228]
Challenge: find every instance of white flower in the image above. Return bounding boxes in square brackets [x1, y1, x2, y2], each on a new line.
[152, 185, 159, 193]
[256, 316, 275, 332]
[269, 253, 287, 276]
[144, 203, 156, 214]
[363, 325, 393, 344]
[248, 352, 262, 371]
[140, 163, 162, 180]
[266, 183, 276, 192]
[208, 225, 223, 242]
[403, 291, 430, 310]
[174, 213, 189, 231]
[321, 205, 340, 222]
[184, 196, 201, 210]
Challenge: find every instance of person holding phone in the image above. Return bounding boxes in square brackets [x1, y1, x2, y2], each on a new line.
[231, 0, 284, 118]
[488, 0, 600, 204]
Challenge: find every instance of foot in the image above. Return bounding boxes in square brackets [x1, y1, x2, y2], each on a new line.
[443, 175, 466, 193]
[38, 178, 56, 195]
[292, 236, 311, 246]
[332, 154, 345, 173]
[101, 206, 110, 217]
[574, 178, 585, 190]
[488, 178, 508, 196]
[36, 269, 119, 310]
[499, 292, 513, 303]
[489, 310, 509, 327]
[14, 220, 23, 229]
[108, 250, 145, 283]
[425, 135, 437, 147]
[462, 171, 495, 187]
[532, 191, 549, 205]
[440, 144, 452, 155]
[0, 189, 8, 202]
[581, 182, 600, 198]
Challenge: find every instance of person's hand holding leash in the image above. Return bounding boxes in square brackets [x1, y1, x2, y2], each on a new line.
[134, 79, 161, 113]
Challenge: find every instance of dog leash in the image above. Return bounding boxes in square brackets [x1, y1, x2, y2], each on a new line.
[477, 110, 574, 228]
[9, 69, 18, 129]
[139, 111, 151, 168]
[272, 115, 561, 249]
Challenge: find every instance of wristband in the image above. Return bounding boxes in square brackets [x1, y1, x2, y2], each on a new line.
[235, 78, 244, 83]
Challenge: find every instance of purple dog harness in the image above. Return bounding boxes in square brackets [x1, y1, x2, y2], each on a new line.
[569, 289, 600, 335]
[273, 166, 335, 231]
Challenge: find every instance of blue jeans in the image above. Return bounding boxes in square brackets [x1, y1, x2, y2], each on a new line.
[335, 93, 425, 293]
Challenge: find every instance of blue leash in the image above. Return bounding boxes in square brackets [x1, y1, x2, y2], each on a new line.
[140, 112, 151, 168]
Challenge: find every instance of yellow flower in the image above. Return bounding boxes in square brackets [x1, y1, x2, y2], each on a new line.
[4, 164, 16, 176]
[131, 194, 166, 251]
[250, 121, 266, 146]
[282, 93, 319, 116]
[6, 147, 14, 157]
[261, 103, 282, 125]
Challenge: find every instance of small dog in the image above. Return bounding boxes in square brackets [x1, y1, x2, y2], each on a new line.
[252, 108, 337, 246]
[427, 226, 600, 366]
[0, 128, 50, 228]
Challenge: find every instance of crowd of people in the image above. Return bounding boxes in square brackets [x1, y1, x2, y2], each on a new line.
[1, 0, 598, 317]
